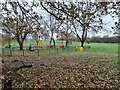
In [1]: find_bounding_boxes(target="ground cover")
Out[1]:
[1,52,119,89]
[1,42,119,89]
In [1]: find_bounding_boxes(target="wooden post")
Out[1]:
[10,49,12,56]
[2,49,4,56]
[37,49,39,56]
[57,48,58,54]
[23,50,24,56]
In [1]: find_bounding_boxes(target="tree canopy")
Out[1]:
[1,1,44,50]
[40,1,118,47]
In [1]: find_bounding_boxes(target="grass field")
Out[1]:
[84,43,118,54]
[1,40,118,56]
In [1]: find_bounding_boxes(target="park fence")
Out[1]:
[1,47,77,56]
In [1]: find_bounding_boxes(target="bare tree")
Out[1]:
[1,1,43,50]
[32,24,48,49]
[40,2,119,47]
[44,14,62,47]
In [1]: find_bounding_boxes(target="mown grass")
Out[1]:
[84,43,118,54]
[1,42,118,56]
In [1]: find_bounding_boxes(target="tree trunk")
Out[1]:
[16,33,27,50]
[49,37,56,47]
[53,39,55,47]
[36,41,39,49]
[49,37,52,46]
[81,41,84,48]
[49,31,56,47]
[81,27,86,48]
[62,38,63,43]
[65,40,68,47]
[19,42,24,50]
[19,43,23,50]
[65,33,69,47]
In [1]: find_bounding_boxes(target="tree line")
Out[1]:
[87,36,120,43]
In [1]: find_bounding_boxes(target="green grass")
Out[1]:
[84,43,118,54]
[2,47,76,56]
[1,40,118,56]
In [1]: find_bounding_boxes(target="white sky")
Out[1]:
[0,0,118,38]
[88,14,118,38]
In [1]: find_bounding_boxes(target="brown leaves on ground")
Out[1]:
[1,54,119,89]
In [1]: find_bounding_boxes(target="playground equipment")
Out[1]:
[49,45,54,48]
[59,45,65,49]
[29,45,34,51]
[38,42,47,48]
[79,47,84,52]
[76,47,84,52]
